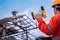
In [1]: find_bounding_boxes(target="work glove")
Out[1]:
[36,12,42,19]
[31,11,42,20]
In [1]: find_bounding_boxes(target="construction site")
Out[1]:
[1,0,60,40]
[0,10,38,40]
[0,10,52,40]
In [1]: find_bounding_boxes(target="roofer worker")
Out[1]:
[37,0,60,40]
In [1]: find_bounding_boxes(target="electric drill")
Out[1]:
[31,6,46,20]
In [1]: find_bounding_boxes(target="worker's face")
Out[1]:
[54,8,60,15]
[53,5,60,15]
[54,8,57,15]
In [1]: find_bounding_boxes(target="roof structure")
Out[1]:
[0,14,38,40]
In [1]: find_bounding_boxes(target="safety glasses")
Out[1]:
[55,5,60,11]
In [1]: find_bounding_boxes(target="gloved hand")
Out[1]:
[31,11,42,20]
[36,12,42,19]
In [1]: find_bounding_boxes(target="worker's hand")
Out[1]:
[36,12,42,19]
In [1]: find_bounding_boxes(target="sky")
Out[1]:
[0,0,53,20]
[0,0,54,38]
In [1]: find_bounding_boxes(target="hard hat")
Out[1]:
[52,0,60,7]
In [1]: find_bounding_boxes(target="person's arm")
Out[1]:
[37,16,59,35]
